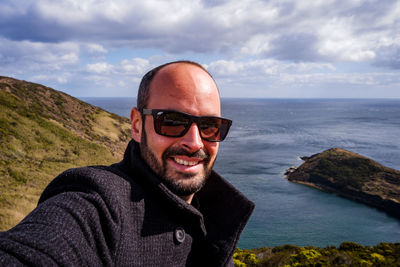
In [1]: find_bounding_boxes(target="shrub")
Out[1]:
[234,249,259,266]
[233,258,246,267]
[339,241,363,251]
[371,253,385,263]
[272,244,301,253]
[292,248,322,261]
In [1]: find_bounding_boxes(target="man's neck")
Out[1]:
[180,194,194,204]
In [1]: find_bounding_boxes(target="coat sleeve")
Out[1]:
[0,168,122,266]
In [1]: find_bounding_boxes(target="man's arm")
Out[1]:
[0,169,122,266]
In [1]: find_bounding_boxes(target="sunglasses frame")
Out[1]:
[141,108,232,142]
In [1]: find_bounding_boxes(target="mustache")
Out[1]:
[163,147,209,160]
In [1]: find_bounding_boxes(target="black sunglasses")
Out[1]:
[141,109,232,142]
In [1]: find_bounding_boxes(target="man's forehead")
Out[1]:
[149,63,218,96]
[146,63,221,114]
[154,62,213,82]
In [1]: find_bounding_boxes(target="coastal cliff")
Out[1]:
[286,148,400,219]
[0,76,131,230]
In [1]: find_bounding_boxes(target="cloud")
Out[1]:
[85,58,151,76]
[31,73,72,84]
[316,17,376,62]
[1,0,399,66]
[374,39,400,69]
[206,58,400,98]
[86,62,114,74]
[77,57,153,96]
[0,37,79,76]
[207,59,335,77]
[86,44,108,54]
[0,0,399,98]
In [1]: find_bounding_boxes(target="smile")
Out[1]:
[173,157,200,166]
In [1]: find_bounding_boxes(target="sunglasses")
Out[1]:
[141,109,232,142]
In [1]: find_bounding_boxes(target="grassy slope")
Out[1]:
[0,76,131,230]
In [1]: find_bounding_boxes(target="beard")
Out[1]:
[139,129,215,197]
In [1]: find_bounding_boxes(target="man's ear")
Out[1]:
[130,107,142,143]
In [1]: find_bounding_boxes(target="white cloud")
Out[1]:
[60,53,79,63]
[86,43,107,54]
[119,58,151,75]
[86,62,114,74]
[317,17,376,61]
[0,0,400,97]
[241,35,275,56]
[1,0,399,66]
[0,38,80,74]
[206,58,400,98]
[57,76,68,84]
[85,58,151,76]
[207,59,335,78]
[30,72,72,84]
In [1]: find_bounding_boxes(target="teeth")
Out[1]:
[174,158,198,166]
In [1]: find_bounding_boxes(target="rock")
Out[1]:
[284,166,297,176]
[286,148,400,219]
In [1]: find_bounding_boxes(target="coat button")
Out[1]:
[174,227,185,244]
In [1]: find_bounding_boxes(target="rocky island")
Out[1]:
[286,148,400,219]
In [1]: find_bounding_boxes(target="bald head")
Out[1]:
[136,60,218,111]
[147,63,221,117]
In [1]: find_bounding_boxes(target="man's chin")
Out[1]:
[160,172,207,196]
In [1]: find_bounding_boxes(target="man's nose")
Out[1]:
[180,123,204,152]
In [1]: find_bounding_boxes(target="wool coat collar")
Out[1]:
[118,140,255,264]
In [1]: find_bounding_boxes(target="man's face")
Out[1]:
[138,64,220,197]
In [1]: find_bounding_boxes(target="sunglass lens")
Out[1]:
[157,112,189,137]
[199,118,230,141]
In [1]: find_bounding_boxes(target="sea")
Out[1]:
[82,97,400,249]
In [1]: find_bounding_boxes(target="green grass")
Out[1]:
[309,157,378,189]
[0,81,130,230]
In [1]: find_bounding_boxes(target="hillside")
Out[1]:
[285,148,400,218]
[0,76,131,230]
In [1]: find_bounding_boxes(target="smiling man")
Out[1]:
[0,60,254,266]
[132,62,223,204]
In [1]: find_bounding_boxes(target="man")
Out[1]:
[0,61,254,266]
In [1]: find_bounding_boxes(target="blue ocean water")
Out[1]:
[82,97,400,248]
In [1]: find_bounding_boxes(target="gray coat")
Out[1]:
[0,140,254,266]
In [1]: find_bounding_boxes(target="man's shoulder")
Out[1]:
[53,165,130,188]
[38,164,137,204]
[57,164,129,182]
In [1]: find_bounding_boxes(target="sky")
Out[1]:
[1,0,400,98]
